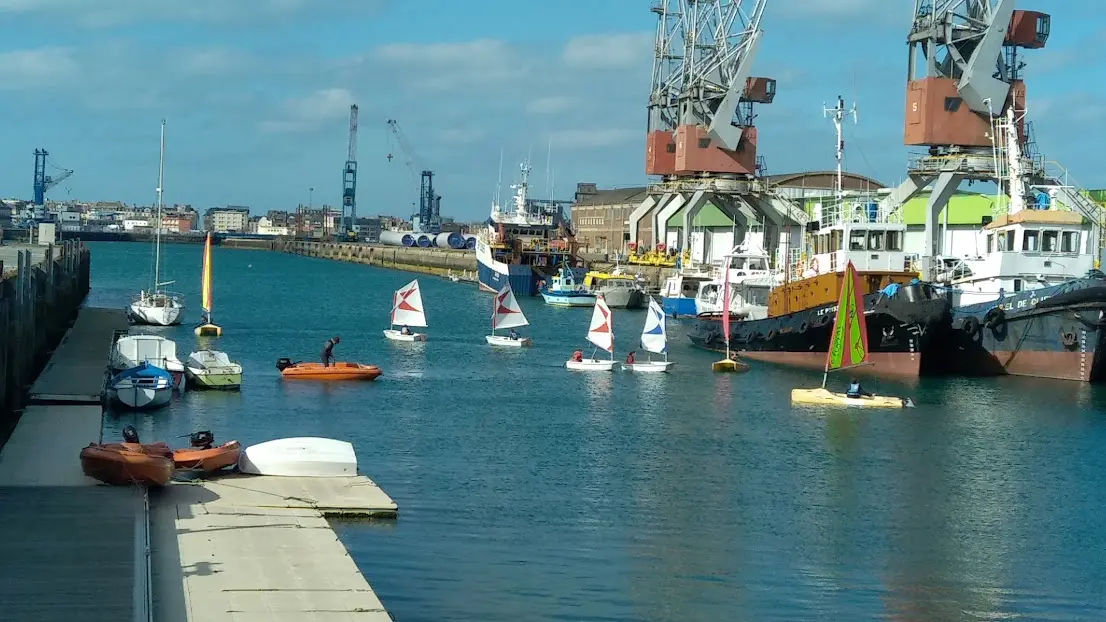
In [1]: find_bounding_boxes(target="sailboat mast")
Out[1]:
[494,147,504,207]
[154,119,166,292]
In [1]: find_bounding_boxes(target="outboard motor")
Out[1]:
[188,430,215,449]
[122,425,139,444]
[275,357,294,371]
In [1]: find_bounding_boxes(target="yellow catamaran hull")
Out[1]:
[791,387,913,408]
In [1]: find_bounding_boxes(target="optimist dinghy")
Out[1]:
[566,295,616,371]
[384,279,428,341]
[623,298,674,372]
[486,283,532,347]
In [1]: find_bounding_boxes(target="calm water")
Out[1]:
[88,240,1106,621]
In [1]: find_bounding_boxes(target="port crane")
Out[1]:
[33,149,73,206]
[386,119,441,234]
[340,104,359,241]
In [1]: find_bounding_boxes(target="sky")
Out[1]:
[0,0,1102,221]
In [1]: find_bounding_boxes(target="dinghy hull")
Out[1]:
[566,359,616,371]
[238,437,357,477]
[791,387,913,408]
[486,335,532,347]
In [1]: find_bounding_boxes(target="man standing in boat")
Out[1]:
[322,336,340,367]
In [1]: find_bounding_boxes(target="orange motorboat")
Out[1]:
[276,358,382,381]
[172,431,241,472]
[80,442,174,487]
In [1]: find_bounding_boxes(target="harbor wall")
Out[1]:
[0,242,91,445]
[279,240,477,277]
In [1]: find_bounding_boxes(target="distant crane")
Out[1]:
[340,104,359,240]
[33,149,74,206]
[386,119,441,234]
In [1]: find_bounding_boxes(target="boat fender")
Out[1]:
[798,321,809,334]
[766,328,778,341]
[983,306,1006,328]
[960,316,981,339]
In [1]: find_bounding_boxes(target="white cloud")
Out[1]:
[549,128,639,149]
[371,39,528,91]
[562,33,652,70]
[261,88,355,132]
[174,47,254,76]
[0,46,78,90]
[526,96,577,115]
[439,127,485,145]
[0,0,384,27]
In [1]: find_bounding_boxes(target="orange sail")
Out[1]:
[201,232,213,315]
[825,260,869,374]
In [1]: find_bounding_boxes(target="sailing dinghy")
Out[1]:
[711,258,750,373]
[384,279,428,341]
[791,260,914,408]
[194,232,222,336]
[624,297,674,372]
[566,295,616,371]
[486,283,532,347]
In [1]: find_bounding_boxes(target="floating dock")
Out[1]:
[30,306,129,404]
[152,474,397,621]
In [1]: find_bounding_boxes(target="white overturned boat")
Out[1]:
[384,279,428,342]
[110,334,186,390]
[486,283,532,347]
[566,295,617,371]
[237,437,357,477]
[623,298,674,373]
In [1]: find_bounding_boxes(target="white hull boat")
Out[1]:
[386,279,429,342]
[128,292,185,326]
[623,361,674,373]
[238,437,358,477]
[487,283,532,347]
[107,363,173,410]
[184,350,242,390]
[383,329,426,342]
[566,359,616,371]
[624,298,675,373]
[111,334,186,390]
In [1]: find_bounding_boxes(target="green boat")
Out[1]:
[184,350,243,390]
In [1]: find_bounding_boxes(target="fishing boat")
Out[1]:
[238,437,358,477]
[474,155,578,296]
[194,231,222,336]
[107,362,173,409]
[110,334,186,390]
[711,255,750,373]
[566,295,617,371]
[584,269,647,309]
[540,265,596,307]
[276,359,382,381]
[184,350,242,390]
[80,442,174,486]
[624,298,674,372]
[486,283,532,346]
[660,266,713,317]
[384,279,428,341]
[129,119,185,326]
[791,261,915,408]
[171,431,241,473]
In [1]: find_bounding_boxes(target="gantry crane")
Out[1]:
[33,149,73,206]
[386,119,441,234]
[340,104,359,240]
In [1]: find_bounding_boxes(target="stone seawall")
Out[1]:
[0,242,91,444]
[279,240,477,277]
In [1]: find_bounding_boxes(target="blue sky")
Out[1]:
[0,0,1101,221]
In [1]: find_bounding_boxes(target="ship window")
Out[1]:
[1013,278,1023,292]
[849,230,866,250]
[666,143,676,153]
[831,230,843,252]
[1062,231,1080,253]
[887,230,903,251]
[1004,230,1014,250]
[1042,230,1058,252]
[944,97,962,112]
[986,233,995,253]
[868,230,885,250]
[1022,229,1040,251]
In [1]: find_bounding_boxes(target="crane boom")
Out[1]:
[341,104,358,238]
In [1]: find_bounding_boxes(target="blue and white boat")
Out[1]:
[660,269,713,317]
[540,266,596,307]
[107,362,173,410]
[474,156,578,296]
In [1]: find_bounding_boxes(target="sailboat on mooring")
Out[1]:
[195,232,222,336]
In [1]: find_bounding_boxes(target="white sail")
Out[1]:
[587,296,614,352]
[640,298,667,354]
[493,284,529,330]
[391,279,428,327]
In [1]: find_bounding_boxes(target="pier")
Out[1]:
[281,239,477,278]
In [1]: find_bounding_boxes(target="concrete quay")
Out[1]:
[282,238,477,278]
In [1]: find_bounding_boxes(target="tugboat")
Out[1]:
[474,157,578,296]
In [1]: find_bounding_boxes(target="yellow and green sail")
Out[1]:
[826,261,869,372]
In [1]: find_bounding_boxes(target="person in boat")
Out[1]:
[321,336,340,367]
[401,325,412,335]
[509,328,520,340]
[846,378,872,399]
[571,349,584,362]
[626,351,636,364]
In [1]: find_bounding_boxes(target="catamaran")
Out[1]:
[624,298,674,372]
[384,279,428,342]
[791,260,914,408]
[566,295,616,371]
[195,232,222,336]
[711,255,749,373]
[129,119,185,326]
[486,283,532,347]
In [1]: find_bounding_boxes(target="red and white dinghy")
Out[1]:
[566,295,616,371]
[486,283,532,347]
[383,279,428,342]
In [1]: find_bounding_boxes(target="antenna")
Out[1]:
[494,147,504,208]
[823,94,857,201]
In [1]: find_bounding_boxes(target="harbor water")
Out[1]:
[89,241,1106,621]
